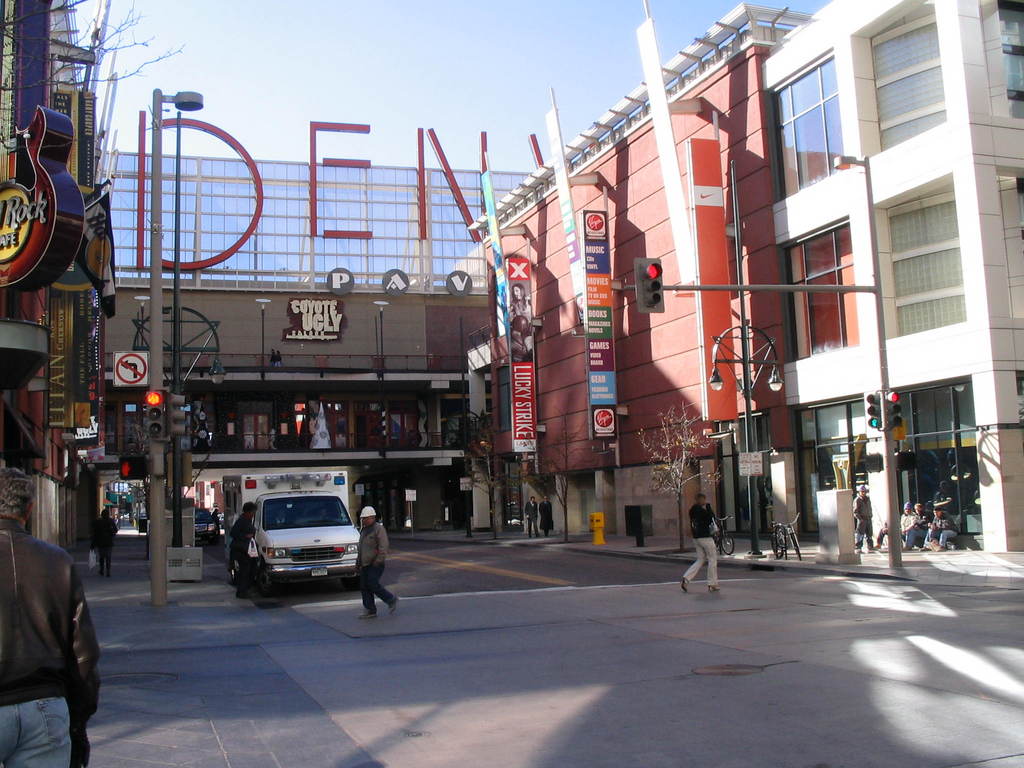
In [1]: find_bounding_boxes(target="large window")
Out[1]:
[889,198,965,335]
[788,225,858,357]
[777,59,843,196]
[1000,2,1024,118]
[872,19,945,148]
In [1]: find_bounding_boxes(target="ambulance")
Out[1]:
[221,470,358,595]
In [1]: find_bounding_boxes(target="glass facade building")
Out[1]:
[107,152,523,293]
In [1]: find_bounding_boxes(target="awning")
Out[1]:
[2,398,44,459]
[0,319,48,390]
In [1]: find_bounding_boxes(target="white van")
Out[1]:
[222,471,358,595]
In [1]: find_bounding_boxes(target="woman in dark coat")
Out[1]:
[539,495,554,537]
[91,507,118,576]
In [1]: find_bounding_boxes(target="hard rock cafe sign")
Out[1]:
[0,106,84,290]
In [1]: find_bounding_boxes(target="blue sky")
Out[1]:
[92,0,821,174]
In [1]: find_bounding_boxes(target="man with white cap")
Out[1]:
[356,506,398,618]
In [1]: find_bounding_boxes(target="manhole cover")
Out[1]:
[403,730,428,738]
[692,664,764,676]
[105,673,178,687]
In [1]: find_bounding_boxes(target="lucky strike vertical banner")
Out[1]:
[686,138,738,422]
[581,210,617,439]
[507,255,536,453]
[481,170,510,352]
[545,94,586,324]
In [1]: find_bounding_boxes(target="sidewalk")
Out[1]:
[391,528,1024,588]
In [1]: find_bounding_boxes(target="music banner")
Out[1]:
[545,95,586,323]
[481,169,510,357]
[507,255,536,452]
[582,210,617,439]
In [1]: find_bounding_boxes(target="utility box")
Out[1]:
[167,546,203,581]
[816,489,859,565]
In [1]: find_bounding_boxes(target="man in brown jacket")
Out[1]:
[356,506,398,619]
[0,467,100,767]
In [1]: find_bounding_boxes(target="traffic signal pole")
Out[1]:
[149,89,168,606]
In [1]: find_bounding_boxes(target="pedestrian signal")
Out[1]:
[119,455,148,480]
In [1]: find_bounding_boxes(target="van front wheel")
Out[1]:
[256,561,280,597]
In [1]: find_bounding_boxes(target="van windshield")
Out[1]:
[261,496,351,530]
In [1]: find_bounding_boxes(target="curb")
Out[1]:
[391,533,917,582]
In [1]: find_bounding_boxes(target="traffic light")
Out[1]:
[885,391,904,435]
[144,389,167,441]
[865,391,882,431]
[896,450,917,471]
[633,258,665,313]
[168,393,189,437]
[119,455,148,480]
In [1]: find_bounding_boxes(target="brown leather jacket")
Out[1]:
[0,518,100,725]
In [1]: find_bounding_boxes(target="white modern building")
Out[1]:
[767,0,1024,550]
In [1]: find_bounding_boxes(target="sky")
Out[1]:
[81,0,823,175]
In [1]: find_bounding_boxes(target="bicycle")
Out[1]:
[713,515,735,555]
[769,514,802,561]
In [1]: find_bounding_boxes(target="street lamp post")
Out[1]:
[148,88,202,606]
[374,300,389,458]
[256,298,271,379]
[835,155,902,570]
[170,92,203,551]
[709,325,782,557]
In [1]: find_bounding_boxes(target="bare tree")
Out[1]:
[465,410,505,539]
[1,0,181,101]
[638,404,717,552]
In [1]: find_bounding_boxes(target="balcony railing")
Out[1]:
[105,429,462,457]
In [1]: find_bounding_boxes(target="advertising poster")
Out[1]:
[481,169,510,353]
[686,138,738,422]
[582,210,617,439]
[507,255,536,452]
[545,95,586,324]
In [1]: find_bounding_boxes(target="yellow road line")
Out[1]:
[392,551,573,586]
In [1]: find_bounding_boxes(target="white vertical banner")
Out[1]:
[545,91,587,322]
[637,16,696,283]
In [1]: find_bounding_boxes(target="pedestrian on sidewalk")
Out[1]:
[524,495,539,538]
[539,496,553,536]
[357,506,398,619]
[853,485,875,553]
[0,467,100,768]
[91,506,118,576]
[681,493,720,593]
[230,501,259,598]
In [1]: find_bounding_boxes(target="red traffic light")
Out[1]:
[645,262,663,279]
[885,391,901,403]
[144,390,165,407]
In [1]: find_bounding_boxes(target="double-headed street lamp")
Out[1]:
[149,88,203,607]
[256,298,271,379]
[709,324,782,557]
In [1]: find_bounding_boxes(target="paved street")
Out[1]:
[80,532,1024,767]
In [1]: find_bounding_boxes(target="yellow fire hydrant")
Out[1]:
[589,512,606,546]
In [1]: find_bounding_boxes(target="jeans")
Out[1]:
[360,564,395,612]
[0,697,71,768]
[904,529,926,549]
[925,529,957,548]
[683,537,719,587]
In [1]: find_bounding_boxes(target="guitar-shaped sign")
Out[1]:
[0,106,85,290]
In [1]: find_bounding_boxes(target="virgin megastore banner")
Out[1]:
[582,210,617,439]
[507,255,536,453]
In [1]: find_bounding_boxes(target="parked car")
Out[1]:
[194,507,219,544]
